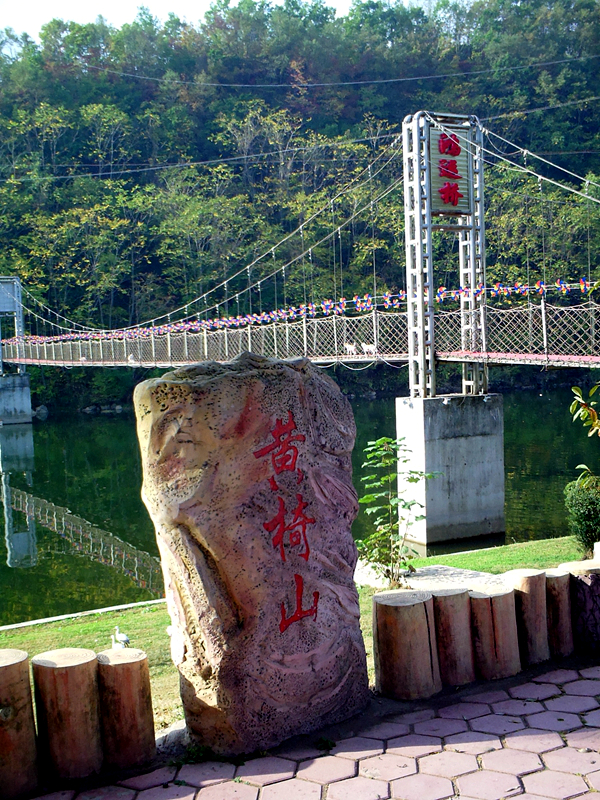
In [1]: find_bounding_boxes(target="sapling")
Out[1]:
[357,436,434,587]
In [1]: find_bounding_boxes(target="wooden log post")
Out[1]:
[373,590,442,700]
[469,588,521,681]
[32,648,103,780]
[0,649,37,799]
[504,569,550,666]
[97,648,155,770]
[546,569,574,659]
[431,589,475,687]
[558,561,600,655]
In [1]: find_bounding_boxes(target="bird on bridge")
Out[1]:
[114,625,130,647]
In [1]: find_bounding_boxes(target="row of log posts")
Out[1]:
[374,567,576,701]
[0,646,155,799]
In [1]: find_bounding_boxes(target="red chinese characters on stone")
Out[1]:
[255,410,319,633]
[253,411,305,475]
[280,574,319,633]
[438,159,462,179]
[438,181,464,207]
[438,132,461,156]
[264,494,315,562]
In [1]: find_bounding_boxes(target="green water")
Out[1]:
[0,388,597,625]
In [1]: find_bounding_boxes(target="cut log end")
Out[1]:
[373,589,433,606]
[32,648,97,669]
[0,648,28,668]
[432,588,470,597]
[97,648,147,666]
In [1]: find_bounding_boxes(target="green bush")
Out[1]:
[564,478,600,557]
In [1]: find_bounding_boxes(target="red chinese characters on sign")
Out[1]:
[438,159,462,179]
[431,128,469,212]
[438,182,464,206]
[254,410,319,633]
[438,132,461,156]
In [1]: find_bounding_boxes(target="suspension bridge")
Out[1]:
[1,300,598,370]
[0,112,598,383]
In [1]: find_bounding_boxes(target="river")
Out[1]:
[0,386,597,626]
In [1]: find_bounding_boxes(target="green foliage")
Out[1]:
[571,383,600,440]
[0,0,599,409]
[564,478,600,558]
[564,383,600,554]
[28,365,141,409]
[568,382,599,489]
[357,436,432,586]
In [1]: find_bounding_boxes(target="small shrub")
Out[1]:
[564,477,600,557]
[357,437,434,586]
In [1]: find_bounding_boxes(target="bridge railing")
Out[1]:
[1,310,410,365]
[2,301,599,367]
[435,301,600,363]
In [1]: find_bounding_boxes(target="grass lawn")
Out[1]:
[0,534,584,731]
[0,604,181,731]
[410,534,582,574]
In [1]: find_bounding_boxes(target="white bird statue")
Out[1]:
[110,634,125,649]
[114,626,130,647]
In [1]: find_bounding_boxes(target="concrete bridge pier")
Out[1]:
[396,393,505,551]
[0,374,32,424]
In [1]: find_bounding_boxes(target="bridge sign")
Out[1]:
[429,126,472,216]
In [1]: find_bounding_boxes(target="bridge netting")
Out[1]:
[0,116,599,372]
[2,300,599,369]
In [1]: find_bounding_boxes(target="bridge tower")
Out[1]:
[398,112,505,550]
[0,277,32,424]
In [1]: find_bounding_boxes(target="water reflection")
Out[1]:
[1,425,37,568]
[0,423,163,599]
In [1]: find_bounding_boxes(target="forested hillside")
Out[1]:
[0,0,599,340]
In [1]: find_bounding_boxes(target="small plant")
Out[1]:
[357,437,433,587]
[564,477,600,557]
[315,737,336,751]
[570,383,600,441]
[566,383,600,555]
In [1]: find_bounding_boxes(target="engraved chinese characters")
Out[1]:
[253,411,319,633]
[134,353,369,755]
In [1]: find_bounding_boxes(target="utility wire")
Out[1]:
[0,133,400,185]
[481,94,600,121]
[84,52,600,89]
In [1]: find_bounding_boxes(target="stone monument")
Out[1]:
[134,353,369,754]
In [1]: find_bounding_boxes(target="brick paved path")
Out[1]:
[33,666,600,800]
